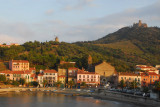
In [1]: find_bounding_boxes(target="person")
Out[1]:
[143,93,145,97]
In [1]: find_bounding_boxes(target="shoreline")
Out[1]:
[0,88,160,107]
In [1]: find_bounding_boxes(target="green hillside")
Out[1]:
[0,26,160,72]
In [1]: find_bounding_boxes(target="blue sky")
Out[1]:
[0,0,160,44]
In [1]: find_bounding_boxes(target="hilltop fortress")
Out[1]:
[133,20,148,28]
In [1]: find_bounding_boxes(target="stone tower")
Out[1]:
[55,36,59,42]
[138,20,142,27]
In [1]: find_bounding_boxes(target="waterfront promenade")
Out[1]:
[0,87,160,107]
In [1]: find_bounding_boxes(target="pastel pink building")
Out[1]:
[0,70,34,83]
[77,71,100,85]
[9,60,29,71]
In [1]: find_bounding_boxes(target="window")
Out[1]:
[124,77,126,79]
[121,77,123,79]
[138,78,140,81]
[129,77,131,80]
[87,79,89,82]
[87,75,89,78]
[79,75,81,78]
[150,76,152,78]
[83,75,85,78]
[83,79,85,81]
[153,76,154,78]
[153,79,154,82]
[79,79,81,81]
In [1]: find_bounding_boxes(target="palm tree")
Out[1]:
[119,79,126,90]
[130,80,139,89]
[55,81,62,89]
[43,80,47,87]
[68,80,75,89]
[81,82,87,88]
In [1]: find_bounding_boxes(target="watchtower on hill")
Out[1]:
[55,36,59,42]
[133,20,147,28]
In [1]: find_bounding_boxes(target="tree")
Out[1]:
[43,80,47,87]
[81,82,87,88]
[119,79,126,90]
[154,81,160,91]
[0,75,6,82]
[19,78,26,85]
[130,80,139,89]
[68,80,75,89]
[55,81,62,88]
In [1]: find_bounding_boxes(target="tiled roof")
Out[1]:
[44,69,57,73]
[68,67,79,70]
[119,72,140,76]
[141,72,160,76]
[38,73,43,76]
[0,71,12,74]
[77,72,98,75]
[12,71,32,74]
[11,60,29,63]
[58,75,66,77]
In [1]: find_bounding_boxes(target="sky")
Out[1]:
[0,0,160,44]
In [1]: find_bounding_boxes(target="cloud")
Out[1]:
[0,1,160,44]
[45,9,54,15]
[0,34,24,44]
[63,0,95,11]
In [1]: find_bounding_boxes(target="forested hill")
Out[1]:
[91,26,160,59]
[0,26,160,72]
[75,26,160,71]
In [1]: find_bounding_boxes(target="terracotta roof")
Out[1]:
[0,71,12,74]
[31,74,36,78]
[11,60,29,63]
[77,72,98,75]
[58,75,66,77]
[119,72,140,76]
[68,67,79,70]
[141,72,160,76]
[38,73,43,76]
[29,68,36,70]
[44,69,57,73]
[60,61,76,64]
[12,71,32,74]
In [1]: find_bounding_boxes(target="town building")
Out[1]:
[94,61,117,85]
[118,72,141,87]
[37,73,44,87]
[0,43,20,48]
[77,71,100,86]
[136,65,159,74]
[9,60,29,71]
[68,67,79,83]
[141,72,160,87]
[41,69,58,87]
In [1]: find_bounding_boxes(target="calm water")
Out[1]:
[0,92,141,107]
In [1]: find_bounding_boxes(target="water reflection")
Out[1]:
[0,92,141,107]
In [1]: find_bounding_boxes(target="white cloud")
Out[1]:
[0,34,24,44]
[63,0,95,11]
[45,9,54,15]
[0,1,160,43]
